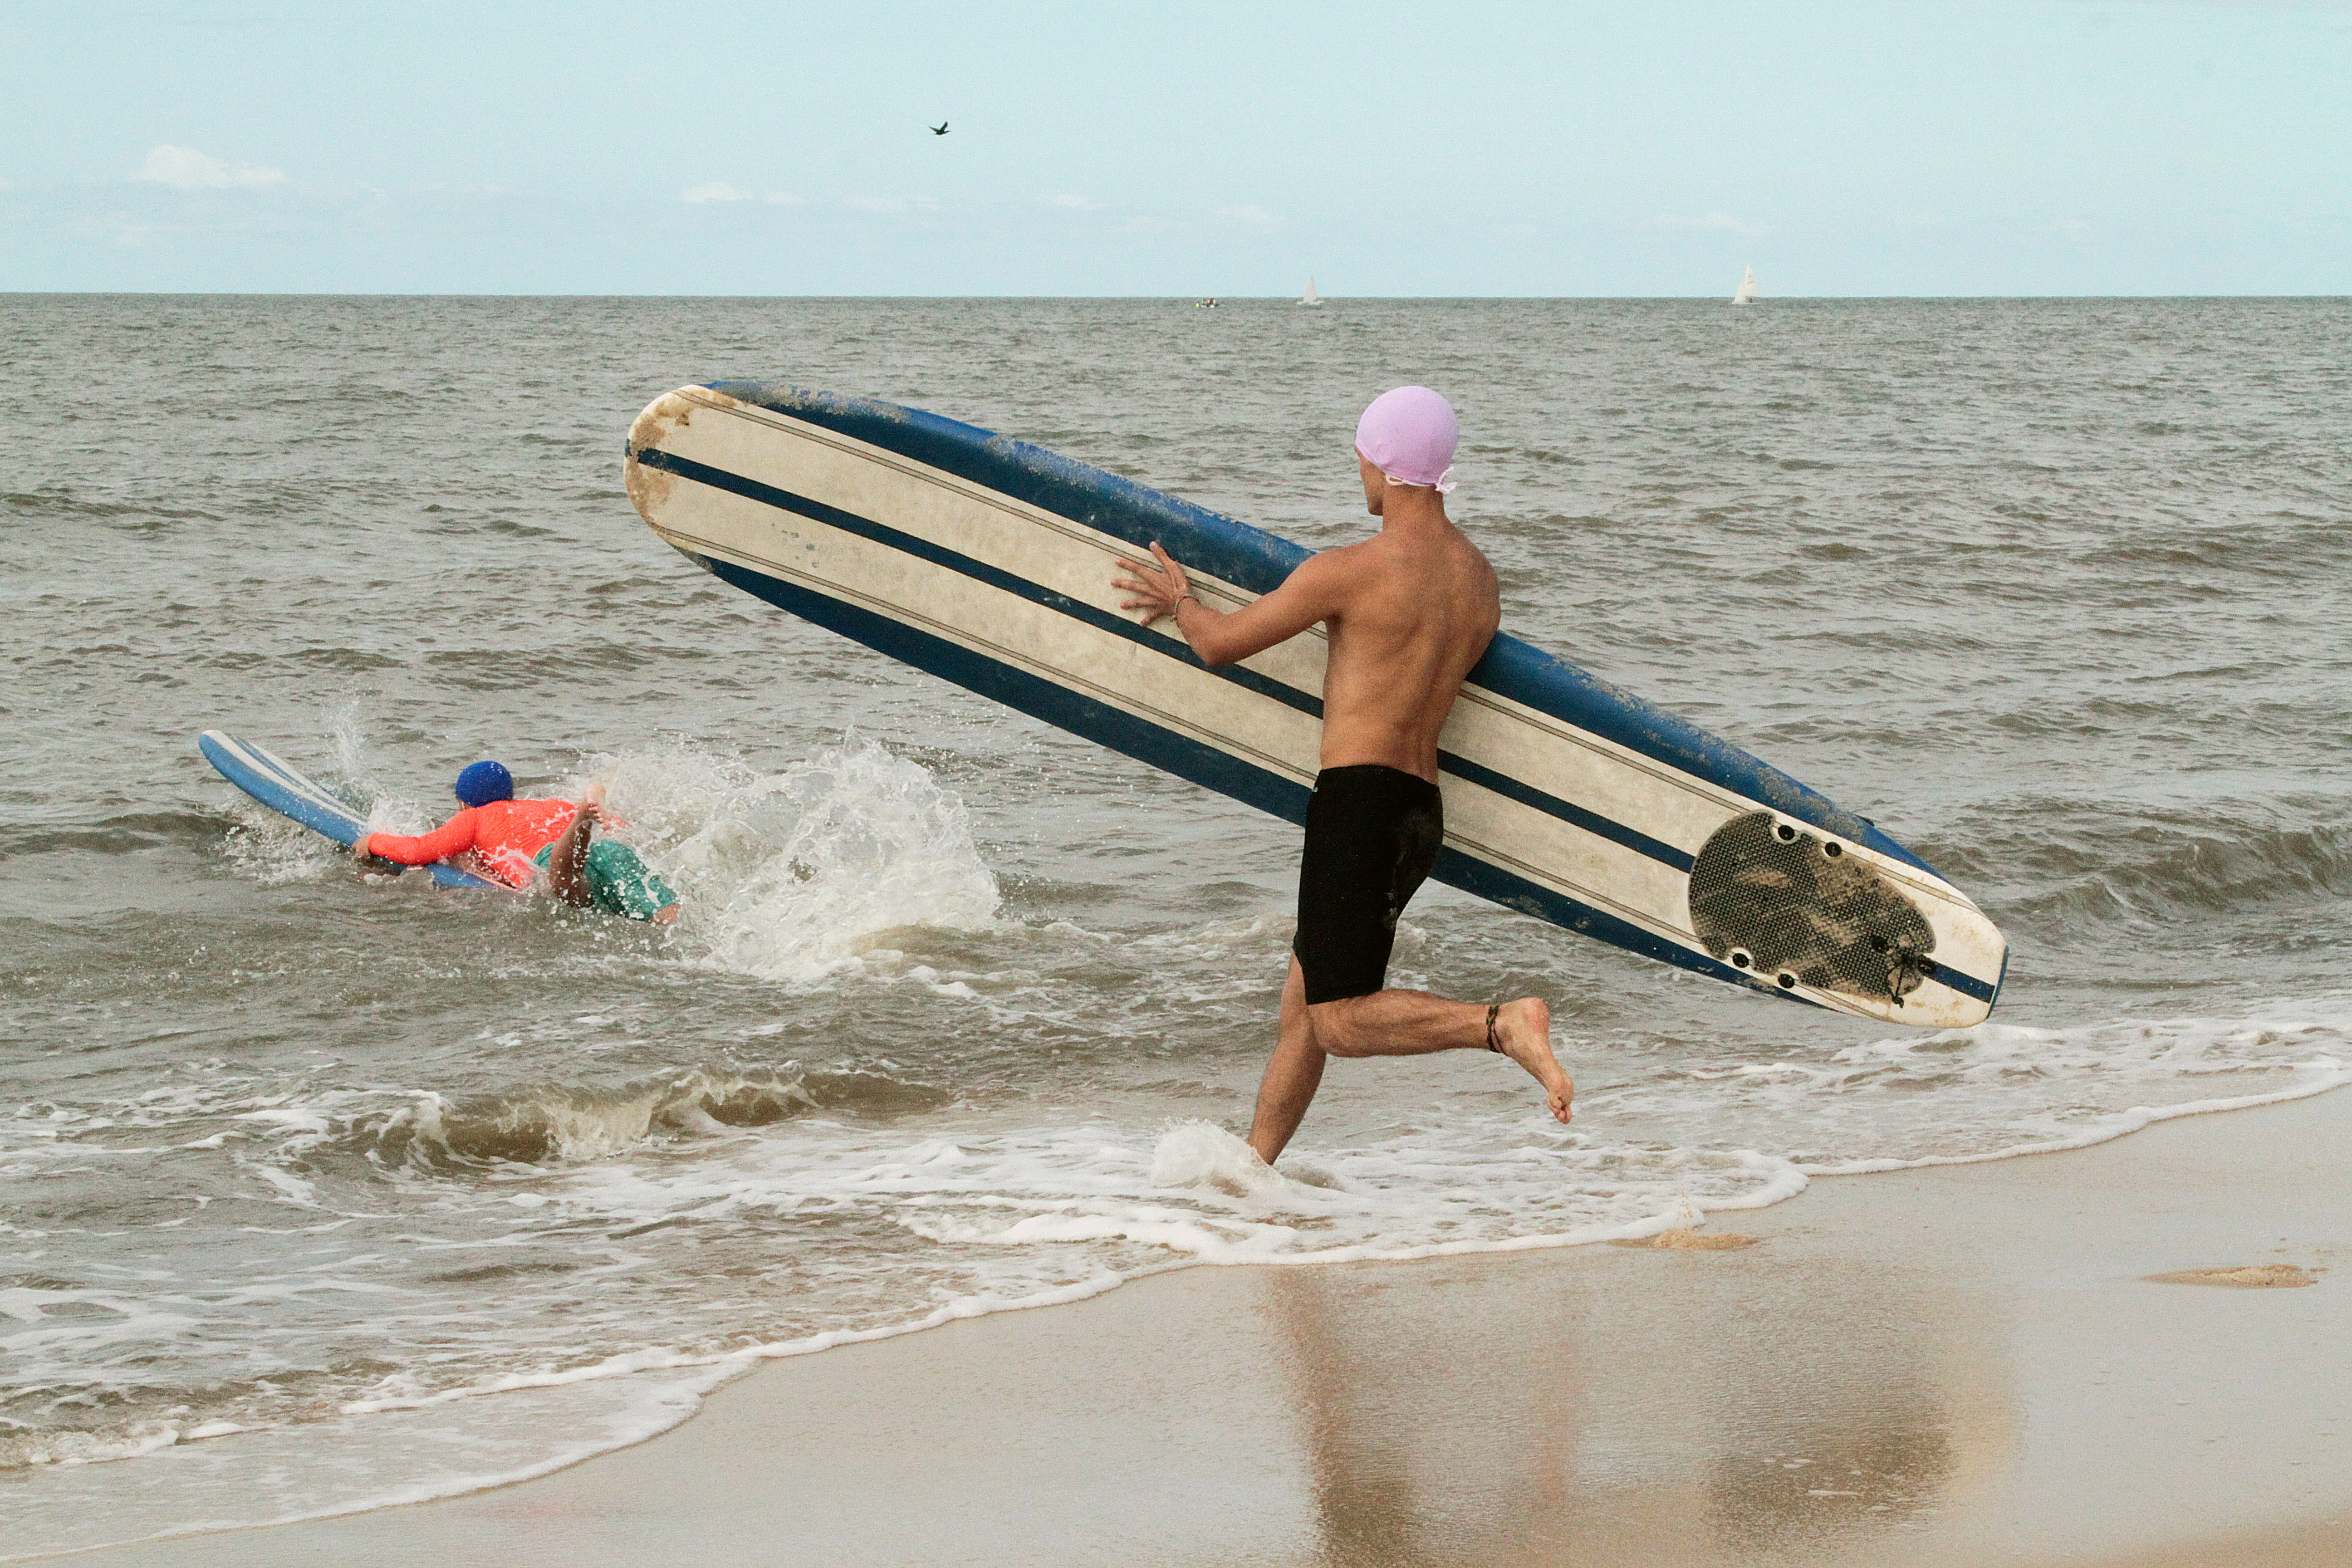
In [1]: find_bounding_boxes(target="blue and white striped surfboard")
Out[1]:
[198,730,504,891]
[625,384,2008,1029]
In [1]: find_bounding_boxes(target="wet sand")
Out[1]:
[53,1085,2351,1568]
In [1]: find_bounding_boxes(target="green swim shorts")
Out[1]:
[534,837,677,922]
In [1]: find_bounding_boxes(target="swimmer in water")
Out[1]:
[355,760,680,925]
[1112,386,1573,1164]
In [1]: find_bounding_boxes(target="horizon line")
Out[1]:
[4,290,2345,302]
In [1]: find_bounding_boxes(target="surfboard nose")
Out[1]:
[624,388,707,521]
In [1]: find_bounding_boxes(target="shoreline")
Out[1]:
[43,1082,2352,1567]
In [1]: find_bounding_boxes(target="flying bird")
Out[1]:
[929,121,949,136]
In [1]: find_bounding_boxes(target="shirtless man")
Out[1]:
[1114,386,1574,1165]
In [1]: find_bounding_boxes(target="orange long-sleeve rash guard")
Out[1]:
[362,799,578,887]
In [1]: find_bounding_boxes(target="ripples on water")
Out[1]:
[3,295,2349,1552]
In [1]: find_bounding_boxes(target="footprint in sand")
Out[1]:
[1609,1228,1758,1251]
[2143,1264,2320,1289]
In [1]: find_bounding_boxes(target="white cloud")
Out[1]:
[133,144,285,191]
[1218,203,1280,230]
[843,195,940,216]
[1657,211,1767,236]
[763,191,803,206]
[1042,193,1102,211]
[2050,218,2096,245]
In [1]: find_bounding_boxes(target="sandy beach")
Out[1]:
[47,1082,2347,1568]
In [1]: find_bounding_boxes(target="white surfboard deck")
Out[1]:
[624,384,2008,1028]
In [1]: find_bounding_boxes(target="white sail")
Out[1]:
[1301,276,1322,306]
[1731,265,1758,306]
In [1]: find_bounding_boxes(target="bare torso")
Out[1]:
[1313,521,1500,782]
[1110,462,1501,784]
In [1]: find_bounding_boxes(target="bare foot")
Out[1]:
[1493,997,1572,1123]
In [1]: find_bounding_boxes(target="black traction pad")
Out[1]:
[1687,812,1939,1005]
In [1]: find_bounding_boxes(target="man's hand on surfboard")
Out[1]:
[1112,541,1193,626]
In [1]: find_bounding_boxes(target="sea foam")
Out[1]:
[572,737,1001,983]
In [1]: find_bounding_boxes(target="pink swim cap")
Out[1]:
[1354,386,1459,494]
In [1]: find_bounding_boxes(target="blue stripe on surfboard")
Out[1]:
[689,382,1939,879]
[1435,749,1695,874]
[246,746,366,833]
[229,739,355,829]
[637,446,1695,876]
[696,555,1800,1004]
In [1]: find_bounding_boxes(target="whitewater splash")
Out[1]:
[572,737,1001,982]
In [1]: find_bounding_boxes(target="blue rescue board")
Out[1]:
[623,384,2009,1028]
[199,731,504,891]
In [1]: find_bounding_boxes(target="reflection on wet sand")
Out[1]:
[1263,1243,2015,1567]
[1269,1263,1583,1567]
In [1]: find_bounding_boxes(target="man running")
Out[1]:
[356,760,679,925]
[1113,386,1573,1165]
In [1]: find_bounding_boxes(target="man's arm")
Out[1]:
[1113,542,1346,668]
[543,800,602,907]
[360,808,480,866]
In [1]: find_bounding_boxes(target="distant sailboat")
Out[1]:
[1731,264,1758,306]
[1300,276,1323,307]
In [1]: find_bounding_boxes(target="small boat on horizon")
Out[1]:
[1731,265,1758,306]
[1300,277,1322,307]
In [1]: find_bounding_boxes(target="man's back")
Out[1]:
[1316,517,1500,783]
[1110,452,1502,781]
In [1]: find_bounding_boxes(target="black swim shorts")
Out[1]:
[1293,764,1445,1005]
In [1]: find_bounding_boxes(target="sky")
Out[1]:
[0,0,2346,295]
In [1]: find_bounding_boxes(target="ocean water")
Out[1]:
[4,294,2350,1556]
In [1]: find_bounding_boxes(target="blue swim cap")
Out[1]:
[453,760,514,807]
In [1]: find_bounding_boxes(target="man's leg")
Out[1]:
[583,839,680,925]
[1259,767,1570,1162]
[1310,988,1573,1123]
[1246,958,1327,1166]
